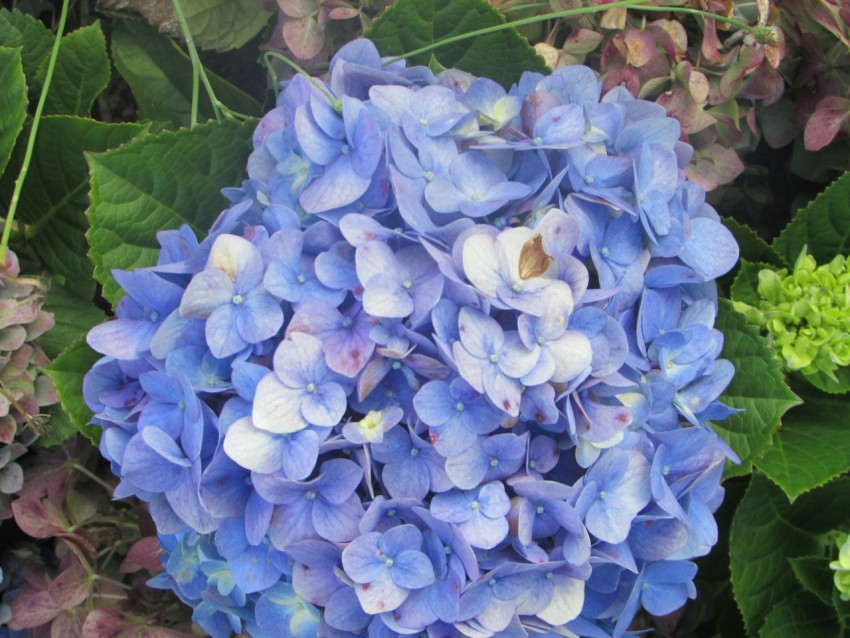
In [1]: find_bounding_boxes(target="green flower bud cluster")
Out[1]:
[734,250,850,379]
[830,532,850,601]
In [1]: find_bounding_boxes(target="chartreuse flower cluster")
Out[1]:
[84,40,739,638]
[734,250,850,379]
[830,532,850,602]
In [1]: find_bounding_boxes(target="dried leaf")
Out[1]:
[803,96,850,151]
[519,234,553,280]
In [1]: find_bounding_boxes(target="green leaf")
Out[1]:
[730,260,775,308]
[731,474,850,635]
[789,556,835,606]
[366,0,548,88]
[757,394,850,500]
[0,8,54,98]
[759,591,841,638]
[714,300,801,468]
[774,171,850,265]
[42,336,102,445]
[34,22,110,116]
[723,217,785,267]
[801,367,850,395]
[181,0,272,52]
[111,19,262,128]
[0,117,149,282]
[0,47,27,176]
[40,283,107,360]
[87,119,254,304]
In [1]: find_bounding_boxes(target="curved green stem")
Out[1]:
[263,51,342,111]
[384,0,769,65]
[171,0,219,124]
[0,0,71,265]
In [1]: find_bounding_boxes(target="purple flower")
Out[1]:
[179,234,283,358]
[253,332,349,433]
[452,307,539,416]
[413,377,504,456]
[355,241,444,325]
[341,524,436,614]
[430,481,511,549]
[254,458,364,547]
[425,151,532,218]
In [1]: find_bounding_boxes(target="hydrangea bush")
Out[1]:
[82,39,740,637]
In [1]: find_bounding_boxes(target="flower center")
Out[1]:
[231,294,244,305]
[410,448,420,457]
[470,500,480,510]
[306,383,316,393]
[384,558,395,568]
[455,402,465,412]
[489,458,499,467]
[306,490,317,500]
[489,354,499,363]
[149,311,160,322]
[296,274,306,284]
[536,505,545,514]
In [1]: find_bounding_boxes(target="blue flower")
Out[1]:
[253,332,349,433]
[179,233,283,358]
[341,524,436,615]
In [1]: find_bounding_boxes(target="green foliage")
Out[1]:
[775,172,850,265]
[42,336,102,445]
[0,117,149,282]
[789,556,836,606]
[713,300,801,473]
[366,0,548,88]
[722,218,785,267]
[730,260,770,308]
[0,8,54,99]
[759,591,842,638]
[756,395,850,500]
[0,47,27,177]
[731,474,850,637]
[111,19,261,129]
[39,283,107,360]
[181,0,272,52]
[87,119,255,305]
[34,22,110,117]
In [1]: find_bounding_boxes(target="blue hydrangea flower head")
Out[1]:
[84,36,740,638]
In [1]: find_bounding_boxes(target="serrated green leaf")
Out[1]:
[774,172,850,265]
[801,367,850,395]
[366,0,548,88]
[723,217,785,267]
[0,117,149,282]
[731,474,850,635]
[40,283,107,360]
[757,395,850,500]
[87,119,254,304]
[759,591,841,638]
[0,8,54,98]
[0,47,27,176]
[42,335,102,445]
[789,556,835,606]
[714,300,801,467]
[181,0,272,52]
[33,22,110,116]
[111,19,262,128]
[730,260,775,308]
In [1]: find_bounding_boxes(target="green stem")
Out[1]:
[384,0,768,65]
[171,0,219,124]
[0,0,70,265]
[263,51,342,111]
